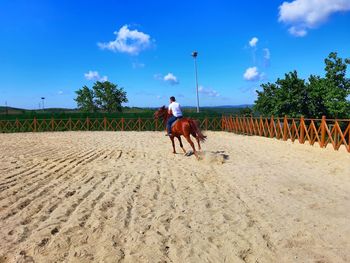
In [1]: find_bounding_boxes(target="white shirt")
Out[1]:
[168,102,182,117]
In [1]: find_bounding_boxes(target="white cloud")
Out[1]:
[249,37,259,47]
[84,70,108,82]
[279,0,350,36]
[98,25,152,55]
[163,73,179,85]
[288,26,307,37]
[243,67,262,81]
[154,73,180,85]
[58,91,63,95]
[198,86,219,97]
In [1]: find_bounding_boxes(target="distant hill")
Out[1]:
[0,105,254,119]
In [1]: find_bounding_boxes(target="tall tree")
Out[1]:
[255,82,278,116]
[255,71,308,117]
[307,75,329,118]
[93,81,128,112]
[75,81,128,113]
[254,52,350,118]
[274,71,309,117]
[74,86,96,112]
[323,52,350,118]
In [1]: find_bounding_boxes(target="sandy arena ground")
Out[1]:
[0,131,349,263]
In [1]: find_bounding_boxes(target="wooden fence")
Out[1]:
[222,116,350,153]
[0,117,223,133]
[0,116,349,153]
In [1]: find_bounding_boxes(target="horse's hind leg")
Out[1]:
[177,136,186,154]
[191,132,201,150]
[184,135,198,159]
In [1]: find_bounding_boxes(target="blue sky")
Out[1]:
[1,0,350,109]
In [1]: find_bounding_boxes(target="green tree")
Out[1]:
[255,71,308,117]
[323,52,350,118]
[74,81,128,113]
[306,75,329,118]
[254,52,350,118]
[74,86,96,112]
[274,71,309,117]
[93,81,128,112]
[254,82,278,116]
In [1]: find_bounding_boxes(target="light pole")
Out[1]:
[41,97,45,111]
[192,51,200,113]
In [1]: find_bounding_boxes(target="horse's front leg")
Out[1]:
[170,136,176,154]
[177,136,187,154]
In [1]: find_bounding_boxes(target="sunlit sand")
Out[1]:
[0,131,349,262]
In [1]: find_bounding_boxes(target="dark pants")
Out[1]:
[167,116,182,134]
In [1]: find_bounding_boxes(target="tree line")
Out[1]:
[254,52,350,118]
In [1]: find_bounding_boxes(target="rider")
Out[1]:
[166,96,183,136]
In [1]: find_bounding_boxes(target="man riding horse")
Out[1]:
[154,96,206,159]
[166,96,182,136]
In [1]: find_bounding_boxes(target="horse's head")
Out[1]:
[154,105,167,120]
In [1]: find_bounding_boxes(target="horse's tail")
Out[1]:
[189,119,207,142]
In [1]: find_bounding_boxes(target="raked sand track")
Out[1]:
[0,131,349,263]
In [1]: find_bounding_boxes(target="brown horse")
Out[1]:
[154,106,206,158]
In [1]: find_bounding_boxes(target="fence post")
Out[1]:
[229,116,231,131]
[320,116,326,148]
[334,119,338,148]
[16,118,19,131]
[205,117,208,131]
[86,117,90,131]
[103,117,107,131]
[138,118,141,131]
[348,122,350,152]
[121,118,124,131]
[155,119,158,131]
[51,117,54,131]
[33,117,37,132]
[69,117,72,131]
[270,116,274,138]
[283,115,288,141]
[299,116,305,144]
[249,115,253,135]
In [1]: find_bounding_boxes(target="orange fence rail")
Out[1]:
[222,115,350,153]
[1,116,349,153]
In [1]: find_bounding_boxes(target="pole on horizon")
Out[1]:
[41,97,45,111]
[192,51,200,113]
[5,101,8,115]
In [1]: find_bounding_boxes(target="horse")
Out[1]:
[154,106,206,159]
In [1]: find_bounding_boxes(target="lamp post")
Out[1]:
[41,97,45,111]
[192,51,200,113]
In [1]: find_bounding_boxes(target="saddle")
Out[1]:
[171,117,183,128]
[171,119,179,128]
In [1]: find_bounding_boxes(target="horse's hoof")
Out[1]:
[185,151,193,157]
